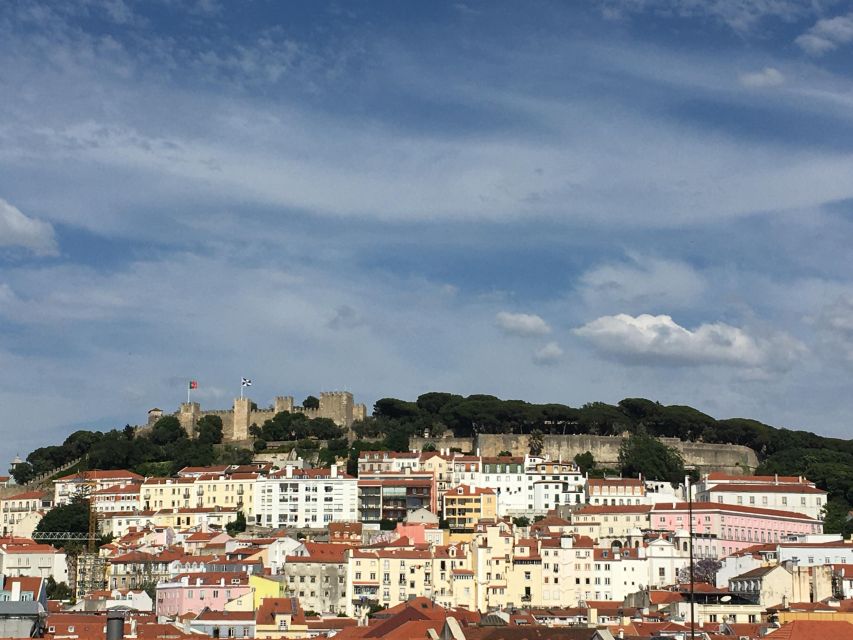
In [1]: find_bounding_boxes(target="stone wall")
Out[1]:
[162,391,366,444]
[411,433,758,475]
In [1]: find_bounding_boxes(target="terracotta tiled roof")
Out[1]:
[766,620,853,640]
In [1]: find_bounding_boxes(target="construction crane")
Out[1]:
[31,476,107,598]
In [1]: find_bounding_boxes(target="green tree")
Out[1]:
[46,577,72,600]
[303,395,320,409]
[497,450,513,457]
[421,443,437,452]
[528,429,544,456]
[512,516,530,528]
[196,415,224,445]
[226,511,247,536]
[253,439,268,452]
[149,416,186,446]
[618,428,686,485]
[35,496,92,550]
[10,461,34,485]
[574,451,596,475]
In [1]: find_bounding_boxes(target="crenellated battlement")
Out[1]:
[152,391,366,443]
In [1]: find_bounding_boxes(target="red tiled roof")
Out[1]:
[766,620,853,640]
[706,483,826,495]
[651,501,817,520]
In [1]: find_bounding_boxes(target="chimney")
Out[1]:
[10,580,20,601]
[106,610,124,640]
[331,464,338,478]
[476,448,480,457]
[286,466,293,479]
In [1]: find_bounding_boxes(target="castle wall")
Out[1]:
[410,434,758,475]
[165,391,362,444]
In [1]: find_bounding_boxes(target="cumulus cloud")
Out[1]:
[739,67,785,88]
[0,198,57,256]
[574,313,805,371]
[533,342,563,366]
[578,255,705,312]
[496,311,551,337]
[796,13,853,55]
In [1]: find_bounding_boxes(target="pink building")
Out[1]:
[155,571,250,618]
[651,502,821,559]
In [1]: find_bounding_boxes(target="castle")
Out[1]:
[147,391,367,442]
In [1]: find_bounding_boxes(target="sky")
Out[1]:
[3,0,853,467]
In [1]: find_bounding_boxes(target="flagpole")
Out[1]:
[187,382,190,404]
[240,378,244,400]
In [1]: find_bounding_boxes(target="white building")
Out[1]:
[53,470,143,506]
[696,473,827,521]
[254,464,357,528]
[0,540,68,583]
[586,477,647,506]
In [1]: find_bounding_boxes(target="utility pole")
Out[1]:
[686,474,696,640]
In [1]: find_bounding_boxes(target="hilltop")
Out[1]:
[9,392,853,534]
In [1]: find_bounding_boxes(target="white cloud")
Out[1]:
[815,295,853,363]
[496,311,552,337]
[533,341,564,366]
[796,13,853,55]
[0,198,57,255]
[739,67,785,88]
[574,313,805,370]
[599,0,811,33]
[578,255,705,312]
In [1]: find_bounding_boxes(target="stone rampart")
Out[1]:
[411,433,758,475]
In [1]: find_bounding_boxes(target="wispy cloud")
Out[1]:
[739,67,785,87]
[578,255,706,313]
[496,312,551,337]
[533,341,563,366]
[0,198,57,256]
[796,13,853,55]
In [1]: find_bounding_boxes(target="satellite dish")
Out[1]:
[720,595,732,603]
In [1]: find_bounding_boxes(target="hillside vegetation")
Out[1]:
[10,392,853,534]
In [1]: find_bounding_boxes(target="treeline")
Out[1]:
[11,415,247,483]
[361,393,853,535]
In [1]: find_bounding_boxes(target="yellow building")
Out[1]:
[442,485,496,531]
[141,471,258,519]
[255,597,309,639]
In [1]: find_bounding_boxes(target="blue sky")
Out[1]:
[3,0,853,466]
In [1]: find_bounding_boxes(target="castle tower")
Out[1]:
[179,402,201,437]
[274,396,294,415]
[319,391,354,427]
[232,397,251,441]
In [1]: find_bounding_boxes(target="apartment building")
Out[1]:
[90,483,141,513]
[156,572,251,617]
[53,470,143,506]
[0,490,52,538]
[142,471,258,520]
[651,502,822,558]
[696,476,826,521]
[282,543,351,614]
[255,465,357,529]
[357,471,436,523]
[587,477,647,506]
[442,485,496,531]
[0,539,68,583]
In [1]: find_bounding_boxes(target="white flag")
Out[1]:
[241,377,252,387]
